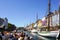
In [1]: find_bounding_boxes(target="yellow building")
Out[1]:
[36,19,42,28]
[26,23,35,30]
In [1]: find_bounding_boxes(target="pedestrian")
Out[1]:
[24,35,28,40]
[8,34,14,40]
[18,32,25,40]
[0,35,2,40]
[13,33,18,40]
[2,32,6,40]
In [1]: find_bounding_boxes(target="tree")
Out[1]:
[6,23,16,31]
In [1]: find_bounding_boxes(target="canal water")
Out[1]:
[24,31,59,40]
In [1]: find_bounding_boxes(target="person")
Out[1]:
[24,35,28,40]
[0,32,2,40]
[18,32,25,40]
[8,34,14,40]
[13,33,18,40]
[0,35,2,40]
[2,32,6,40]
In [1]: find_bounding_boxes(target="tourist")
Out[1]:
[0,35,2,40]
[24,35,28,40]
[18,32,25,40]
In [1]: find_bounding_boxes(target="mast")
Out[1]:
[59,2,60,10]
[59,2,60,26]
[36,13,38,21]
[48,0,51,31]
[36,13,38,29]
[48,0,51,13]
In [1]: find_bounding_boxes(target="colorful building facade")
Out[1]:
[44,10,60,31]
[36,19,42,28]
[52,10,59,26]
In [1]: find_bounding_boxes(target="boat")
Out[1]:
[31,29,37,33]
[38,0,60,38]
[38,30,59,38]
[30,29,38,35]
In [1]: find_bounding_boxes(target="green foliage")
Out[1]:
[8,23,12,27]
[6,23,16,31]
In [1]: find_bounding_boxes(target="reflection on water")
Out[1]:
[39,37,56,40]
[37,35,57,40]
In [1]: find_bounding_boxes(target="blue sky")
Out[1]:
[0,0,60,27]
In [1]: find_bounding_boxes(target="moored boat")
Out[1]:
[38,30,59,38]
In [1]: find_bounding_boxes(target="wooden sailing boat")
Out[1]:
[38,0,60,38]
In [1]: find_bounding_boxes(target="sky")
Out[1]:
[0,0,60,27]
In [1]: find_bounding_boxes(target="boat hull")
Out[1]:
[38,31,59,38]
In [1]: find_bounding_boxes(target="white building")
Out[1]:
[52,10,59,26]
[0,17,8,29]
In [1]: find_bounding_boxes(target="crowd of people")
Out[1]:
[0,31,33,40]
